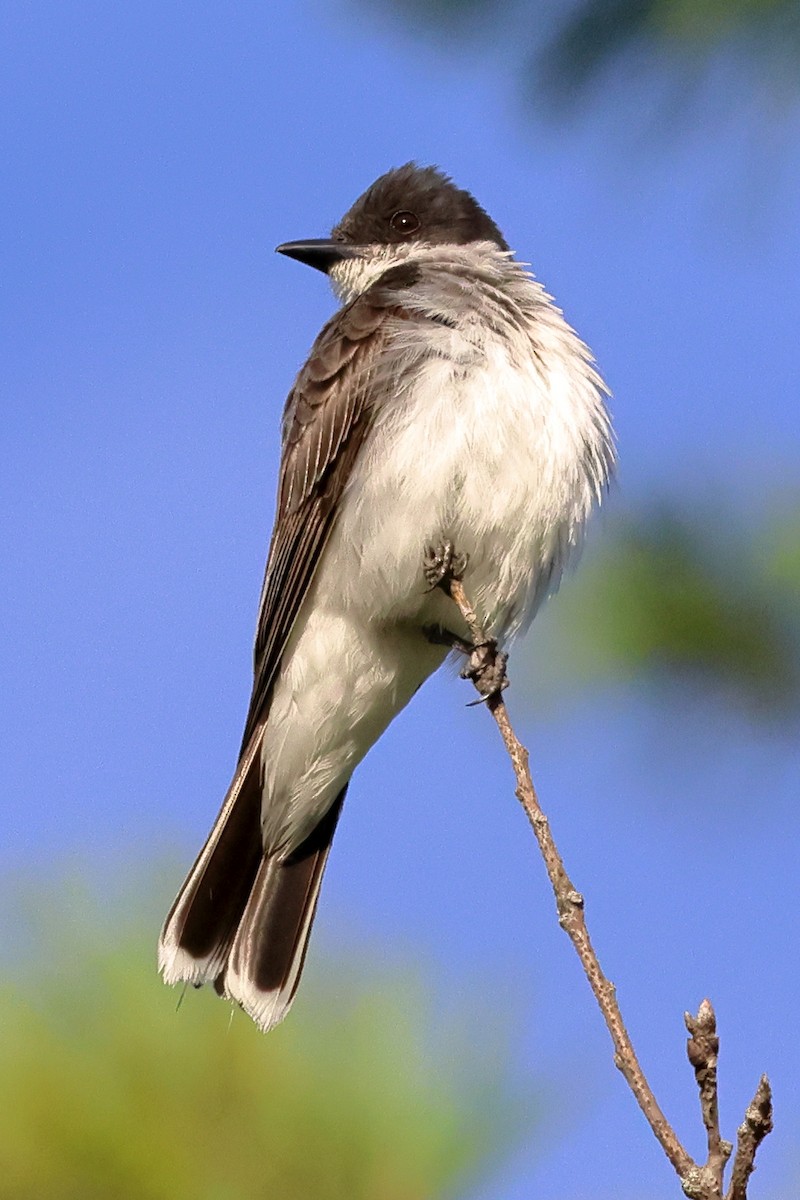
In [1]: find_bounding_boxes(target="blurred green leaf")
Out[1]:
[0,880,528,1200]
[365,0,800,117]
[537,0,800,108]
[530,501,800,720]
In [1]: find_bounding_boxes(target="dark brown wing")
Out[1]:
[238,264,423,755]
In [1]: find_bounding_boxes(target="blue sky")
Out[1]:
[2,3,799,1197]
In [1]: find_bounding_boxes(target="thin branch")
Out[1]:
[685,1000,731,1189]
[439,567,773,1199]
[727,1077,773,1200]
[444,576,692,1176]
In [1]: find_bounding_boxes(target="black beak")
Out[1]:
[275,239,354,274]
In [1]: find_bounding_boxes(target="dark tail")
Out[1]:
[217,791,345,1032]
[159,734,345,1032]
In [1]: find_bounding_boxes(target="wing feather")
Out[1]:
[239,265,423,754]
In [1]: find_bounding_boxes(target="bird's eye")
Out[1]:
[390,210,420,235]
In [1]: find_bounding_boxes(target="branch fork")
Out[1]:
[431,548,773,1199]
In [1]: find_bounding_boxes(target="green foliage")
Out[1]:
[368,0,800,113]
[539,0,800,104]
[0,882,524,1200]
[534,502,800,719]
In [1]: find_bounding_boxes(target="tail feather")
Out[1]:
[159,736,346,1033]
[158,735,264,986]
[220,789,346,1033]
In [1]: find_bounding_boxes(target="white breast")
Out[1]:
[323,263,613,643]
[258,249,612,851]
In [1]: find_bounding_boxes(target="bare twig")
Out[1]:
[685,1000,731,1190]
[444,577,692,1176]
[728,1077,773,1200]
[438,567,773,1199]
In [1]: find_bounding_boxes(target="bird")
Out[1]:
[158,162,615,1033]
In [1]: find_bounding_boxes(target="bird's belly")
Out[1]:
[326,351,595,641]
[258,339,606,851]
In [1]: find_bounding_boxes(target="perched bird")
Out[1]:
[159,163,614,1032]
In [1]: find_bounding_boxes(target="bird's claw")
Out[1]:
[423,541,469,592]
[460,640,509,702]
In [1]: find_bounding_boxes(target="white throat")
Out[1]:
[328,243,416,304]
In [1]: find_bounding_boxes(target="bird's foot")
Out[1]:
[460,639,509,703]
[422,624,473,655]
[423,541,469,592]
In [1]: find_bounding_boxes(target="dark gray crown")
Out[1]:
[332,163,509,251]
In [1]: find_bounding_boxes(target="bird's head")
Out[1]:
[276,163,509,302]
